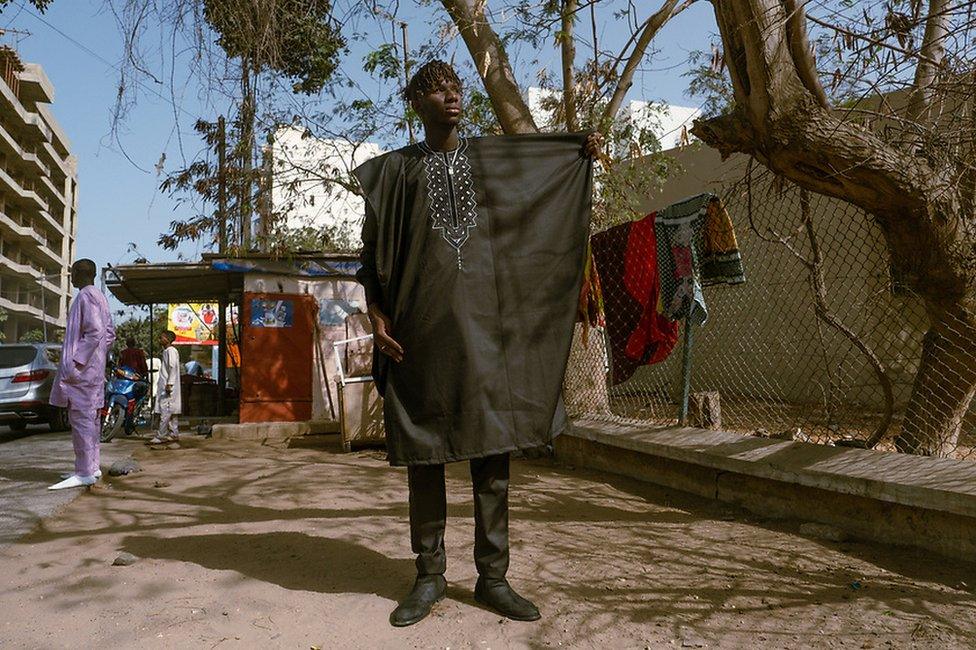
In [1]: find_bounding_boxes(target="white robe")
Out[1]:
[154,346,182,415]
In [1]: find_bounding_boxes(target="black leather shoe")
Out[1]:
[389,575,447,627]
[474,577,541,621]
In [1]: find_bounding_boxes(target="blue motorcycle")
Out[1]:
[100,365,150,442]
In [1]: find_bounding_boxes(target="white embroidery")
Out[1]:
[420,138,478,268]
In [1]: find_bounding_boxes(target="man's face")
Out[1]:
[160,334,171,348]
[70,265,87,289]
[414,78,462,129]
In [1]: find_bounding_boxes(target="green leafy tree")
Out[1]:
[113,308,169,356]
[17,328,64,343]
[111,0,347,253]
[204,0,345,95]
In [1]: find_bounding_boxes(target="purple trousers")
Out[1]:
[70,408,100,476]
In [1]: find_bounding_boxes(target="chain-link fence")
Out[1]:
[565,161,976,460]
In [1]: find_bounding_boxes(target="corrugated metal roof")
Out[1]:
[105,262,244,306]
[104,255,363,305]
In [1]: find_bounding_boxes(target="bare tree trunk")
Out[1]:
[896,306,976,456]
[560,0,579,132]
[692,0,976,456]
[439,0,538,134]
[240,54,256,250]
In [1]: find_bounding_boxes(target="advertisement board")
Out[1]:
[167,303,220,345]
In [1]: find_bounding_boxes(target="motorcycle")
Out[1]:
[101,365,150,442]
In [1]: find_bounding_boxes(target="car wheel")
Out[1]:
[48,408,70,432]
[8,421,27,432]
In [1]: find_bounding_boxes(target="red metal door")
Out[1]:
[240,292,316,422]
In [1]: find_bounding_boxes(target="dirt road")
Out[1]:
[2,435,974,648]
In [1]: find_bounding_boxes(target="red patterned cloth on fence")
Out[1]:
[591,212,680,385]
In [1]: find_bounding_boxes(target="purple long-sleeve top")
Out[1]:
[50,285,116,411]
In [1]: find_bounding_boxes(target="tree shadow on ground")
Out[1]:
[18,440,976,645]
[511,459,976,642]
[122,531,414,601]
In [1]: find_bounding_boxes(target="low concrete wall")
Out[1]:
[558,418,976,561]
[212,421,311,442]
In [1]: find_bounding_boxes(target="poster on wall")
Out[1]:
[168,303,220,345]
[251,299,294,328]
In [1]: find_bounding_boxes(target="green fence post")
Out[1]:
[678,316,695,425]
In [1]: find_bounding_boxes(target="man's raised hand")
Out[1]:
[585,132,604,159]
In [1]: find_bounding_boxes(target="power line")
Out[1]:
[19,3,201,123]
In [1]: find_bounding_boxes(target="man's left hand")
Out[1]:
[585,132,604,158]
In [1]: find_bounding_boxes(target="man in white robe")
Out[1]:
[150,330,182,444]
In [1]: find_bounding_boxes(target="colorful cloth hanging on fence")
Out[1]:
[701,196,746,286]
[655,193,746,325]
[591,212,680,385]
[591,193,745,385]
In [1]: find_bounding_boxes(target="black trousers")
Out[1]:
[408,452,509,580]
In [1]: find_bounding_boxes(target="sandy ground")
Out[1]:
[0,429,126,546]
[2,435,976,649]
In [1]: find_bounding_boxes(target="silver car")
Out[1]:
[0,343,70,432]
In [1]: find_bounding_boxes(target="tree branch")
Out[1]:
[783,0,828,109]
[806,13,942,67]
[561,0,579,131]
[440,0,538,134]
[692,0,934,218]
[601,0,684,124]
[907,0,951,122]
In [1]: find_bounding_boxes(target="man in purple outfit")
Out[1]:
[48,259,115,491]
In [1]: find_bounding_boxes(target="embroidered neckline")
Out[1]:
[420,137,478,269]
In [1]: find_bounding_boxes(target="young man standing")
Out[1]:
[150,330,182,445]
[354,60,601,626]
[49,259,115,490]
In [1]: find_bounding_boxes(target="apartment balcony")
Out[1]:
[35,242,62,267]
[39,175,66,211]
[37,275,62,295]
[23,151,50,178]
[0,211,45,248]
[0,166,47,214]
[0,80,53,145]
[19,64,54,105]
[37,209,64,235]
[0,250,38,279]
[41,142,72,180]
[0,294,66,329]
[35,105,70,158]
[0,120,50,179]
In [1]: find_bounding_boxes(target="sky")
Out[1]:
[1,0,716,279]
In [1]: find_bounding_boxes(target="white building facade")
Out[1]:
[267,125,384,251]
[526,86,700,152]
[0,48,77,342]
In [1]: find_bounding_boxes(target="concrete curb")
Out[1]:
[558,418,976,560]
[211,422,310,441]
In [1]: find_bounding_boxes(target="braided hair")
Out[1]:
[403,60,462,103]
